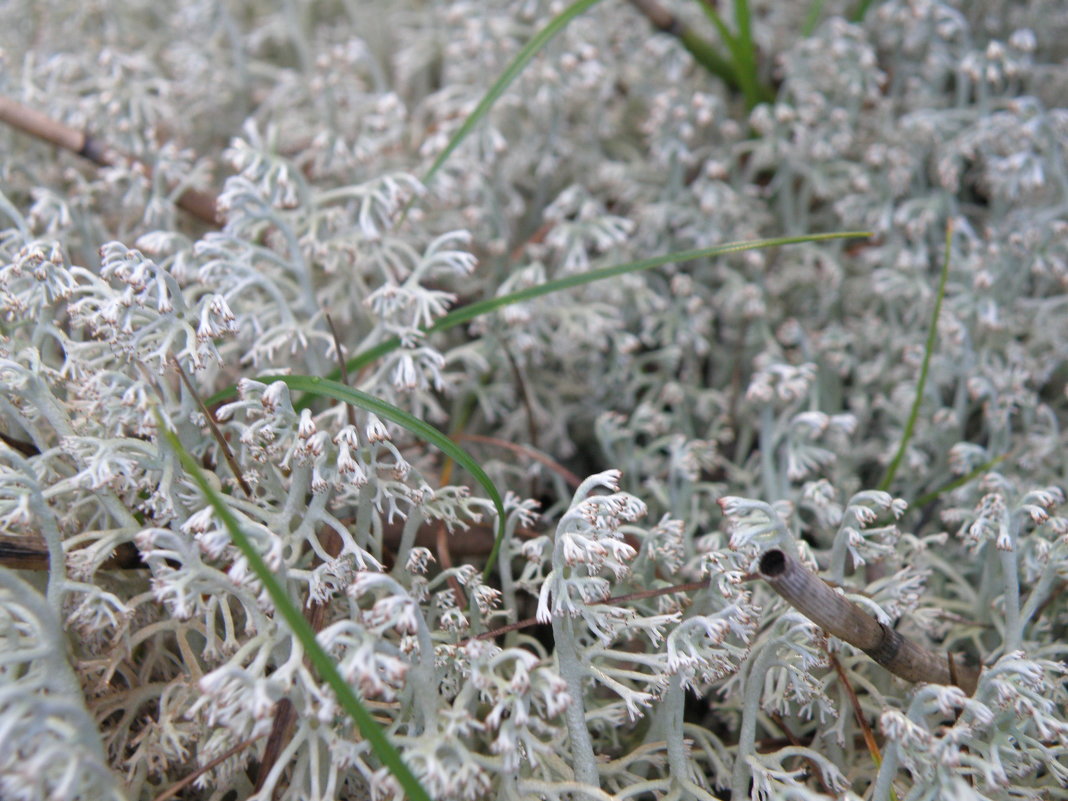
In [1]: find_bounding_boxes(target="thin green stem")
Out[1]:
[330,234,867,392]
[678,27,740,87]
[911,454,1007,508]
[878,221,954,492]
[850,0,876,23]
[422,0,605,188]
[732,0,758,100]
[255,376,507,583]
[207,233,870,410]
[628,0,739,87]
[802,0,828,36]
[156,411,432,801]
[697,0,773,107]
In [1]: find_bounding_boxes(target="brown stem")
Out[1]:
[153,735,266,801]
[456,433,582,489]
[254,698,299,796]
[434,521,468,608]
[324,313,357,428]
[628,0,681,33]
[0,517,543,573]
[0,94,218,225]
[826,650,882,763]
[767,711,832,795]
[758,549,980,695]
[0,534,143,572]
[0,534,51,571]
[172,358,252,498]
[0,431,39,457]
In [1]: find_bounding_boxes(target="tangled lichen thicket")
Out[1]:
[2,1,1068,800]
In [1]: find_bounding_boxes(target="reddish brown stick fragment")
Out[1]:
[827,650,883,763]
[434,521,467,608]
[172,358,253,498]
[456,433,582,489]
[153,735,266,801]
[0,94,218,225]
[325,313,357,428]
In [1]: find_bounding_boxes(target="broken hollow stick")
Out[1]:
[757,548,980,695]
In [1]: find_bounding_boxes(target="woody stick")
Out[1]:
[757,548,980,695]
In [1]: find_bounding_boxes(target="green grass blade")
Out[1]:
[422,0,605,187]
[256,375,508,582]
[155,412,433,801]
[878,221,954,492]
[340,231,871,376]
[731,0,761,104]
[697,0,772,107]
[698,3,740,58]
[802,0,828,36]
[206,232,870,411]
[677,26,740,88]
[911,454,1007,509]
[850,0,876,23]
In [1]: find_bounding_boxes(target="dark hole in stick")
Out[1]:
[759,549,786,576]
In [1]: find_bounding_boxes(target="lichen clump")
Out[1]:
[2,2,1068,800]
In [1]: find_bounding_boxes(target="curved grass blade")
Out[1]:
[155,412,432,801]
[258,375,507,582]
[802,0,829,36]
[911,454,1006,509]
[206,232,870,410]
[850,0,876,23]
[697,0,773,107]
[422,0,605,186]
[878,220,953,492]
[338,231,870,379]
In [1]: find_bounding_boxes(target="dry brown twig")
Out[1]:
[757,548,981,695]
[455,433,582,489]
[0,94,219,225]
[152,735,266,801]
[324,312,358,428]
[171,357,253,498]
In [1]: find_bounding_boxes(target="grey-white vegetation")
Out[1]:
[1,1,1067,800]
